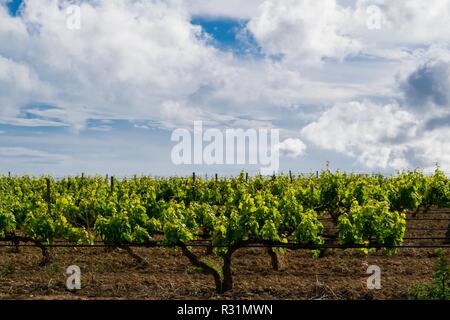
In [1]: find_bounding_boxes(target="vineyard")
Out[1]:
[1,167,450,297]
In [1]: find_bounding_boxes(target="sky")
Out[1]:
[1,0,450,176]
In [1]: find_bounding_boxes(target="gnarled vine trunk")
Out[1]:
[117,245,149,267]
[266,247,282,271]
[4,235,50,265]
[178,242,237,294]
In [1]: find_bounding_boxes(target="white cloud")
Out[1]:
[247,0,360,65]
[301,101,417,169]
[186,0,265,19]
[2,0,441,133]
[2,0,450,174]
[0,55,51,118]
[412,128,450,172]
[0,117,68,127]
[1,0,377,132]
[300,98,450,171]
[134,124,150,130]
[244,0,450,62]
[0,147,70,163]
[158,100,210,128]
[276,138,306,158]
[0,0,226,128]
[88,125,112,132]
[351,0,450,46]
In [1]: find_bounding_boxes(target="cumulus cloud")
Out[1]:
[300,98,450,171]
[402,60,450,108]
[398,48,450,111]
[301,101,417,169]
[3,0,448,133]
[0,0,225,128]
[352,0,450,46]
[412,128,450,171]
[0,55,51,118]
[276,138,306,158]
[3,0,450,174]
[189,0,450,62]
[0,0,368,132]
[247,0,360,65]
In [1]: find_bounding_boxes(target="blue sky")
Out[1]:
[6,0,21,15]
[1,0,450,176]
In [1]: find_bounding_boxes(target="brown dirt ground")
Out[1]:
[0,209,449,300]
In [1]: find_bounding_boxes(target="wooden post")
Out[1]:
[192,172,196,201]
[215,173,218,182]
[316,171,319,178]
[245,172,249,182]
[8,171,11,178]
[111,176,114,192]
[46,178,51,213]
[289,170,293,183]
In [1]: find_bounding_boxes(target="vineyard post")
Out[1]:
[111,176,114,192]
[215,173,218,182]
[267,247,282,271]
[81,172,84,179]
[246,172,249,183]
[289,170,293,183]
[46,178,51,213]
[192,172,196,201]
[106,174,108,181]
[8,171,11,178]
[316,171,319,178]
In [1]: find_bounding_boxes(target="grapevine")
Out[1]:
[1,167,449,292]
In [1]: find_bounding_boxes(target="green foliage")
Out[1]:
[410,250,450,300]
[337,201,406,254]
[22,201,55,243]
[387,171,424,211]
[1,168,449,258]
[292,210,324,245]
[0,208,16,238]
[94,212,150,245]
[423,167,450,208]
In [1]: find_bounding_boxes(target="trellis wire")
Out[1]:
[0,241,449,249]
